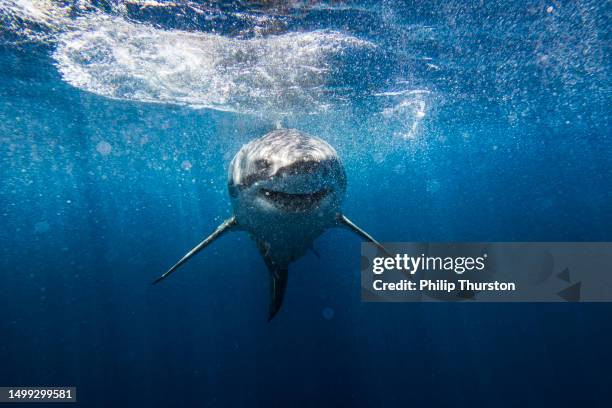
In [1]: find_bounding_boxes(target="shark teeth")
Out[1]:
[260,188,330,212]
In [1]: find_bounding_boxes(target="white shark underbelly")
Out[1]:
[236,207,336,265]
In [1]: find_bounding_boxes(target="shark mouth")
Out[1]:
[260,188,331,212]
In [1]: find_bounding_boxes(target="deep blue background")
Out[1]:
[1,1,611,406]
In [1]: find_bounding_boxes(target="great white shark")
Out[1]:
[153,129,386,320]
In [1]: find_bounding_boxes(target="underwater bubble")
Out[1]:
[181,160,192,171]
[393,164,406,174]
[426,180,441,193]
[34,221,50,234]
[373,152,385,163]
[96,141,112,156]
[322,307,335,320]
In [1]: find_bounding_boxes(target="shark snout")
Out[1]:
[249,156,346,213]
[276,160,325,177]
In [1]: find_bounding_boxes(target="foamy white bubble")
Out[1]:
[1,0,71,25]
[0,0,73,42]
[52,14,375,115]
[2,1,377,116]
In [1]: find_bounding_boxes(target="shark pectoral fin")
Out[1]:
[153,216,237,284]
[263,258,288,321]
[337,214,391,256]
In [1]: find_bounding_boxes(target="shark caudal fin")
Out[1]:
[337,214,391,256]
[153,216,237,284]
[262,256,289,321]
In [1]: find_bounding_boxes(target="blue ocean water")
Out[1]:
[1,1,611,406]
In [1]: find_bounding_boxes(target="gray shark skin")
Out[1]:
[154,129,386,321]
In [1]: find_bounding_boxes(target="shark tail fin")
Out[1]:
[337,214,391,256]
[153,216,237,284]
[263,257,289,321]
